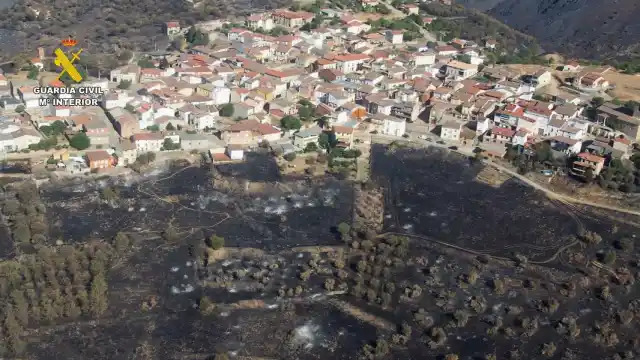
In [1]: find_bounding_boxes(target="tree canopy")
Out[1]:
[280,116,302,130]
[69,132,91,150]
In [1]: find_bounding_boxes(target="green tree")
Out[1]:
[117,80,132,89]
[15,105,25,113]
[219,103,234,117]
[27,64,39,80]
[89,274,108,317]
[163,138,180,150]
[304,142,318,152]
[318,131,337,152]
[137,58,155,68]
[40,120,67,136]
[69,132,91,150]
[280,116,302,130]
[114,232,129,252]
[207,235,225,250]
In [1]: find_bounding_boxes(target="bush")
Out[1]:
[304,142,318,152]
[69,132,90,150]
[207,235,225,250]
[601,250,616,265]
[614,237,633,251]
[219,104,234,117]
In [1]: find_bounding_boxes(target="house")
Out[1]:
[181,133,225,151]
[382,116,406,137]
[221,119,281,146]
[596,103,640,141]
[401,3,419,14]
[131,132,164,152]
[549,136,583,156]
[572,152,605,177]
[385,30,404,45]
[293,126,323,149]
[484,38,497,49]
[0,127,41,152]
[444,60,478,80]
[271,10,314,28]
[227,144,244,160]
[110,64,140,84]
[333,53,370,74]
[166,21,181,37]
[85,150,112,170]
[486,127,515,144]
[441,121,462,141]
[574,72,609,90]
[530,69,552,89]
[118,140,137,166]
[333,125,354,147]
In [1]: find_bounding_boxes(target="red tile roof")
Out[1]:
[492,127,515,137]
[333,53,370,62]
[85,150,111,162]
[132,133,163,141]
[577,152,605,163]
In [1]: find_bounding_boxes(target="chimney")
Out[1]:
[37,47,45,60]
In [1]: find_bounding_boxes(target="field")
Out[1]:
[0,148,638,359]
[602,71,640,102]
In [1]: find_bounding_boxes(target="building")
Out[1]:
[293,126,323,149]
[271,10,314,28]
[385,30,404,45]
[227,144,244,160]
[166,21,181,36]
[444,61,478,80]
[572,152,605,177]
[381,116,406,137]
[110,65,140,84]
[85,150,112,170]
[441,121,462,141]
[181,133,225,151]
[333,54,370,74]
[596,103,640,141]
[221,119,281,146]
[118,140,138,166]
[131,132,164,152]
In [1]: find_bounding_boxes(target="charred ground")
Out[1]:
[0,147,638,359]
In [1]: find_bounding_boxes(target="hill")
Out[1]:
[0,0,289,67]
[461,0,640,60]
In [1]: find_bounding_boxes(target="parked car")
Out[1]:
[448,146,458,150]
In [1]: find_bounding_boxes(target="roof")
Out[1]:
[85,150,111,162]
[333,53,370,62]
[447,60,477,71]
[333,125,353,134]
[441,121,461,130]
[132,132,164,141]
[492,127,515,137]
[577,152,605,163]
[225,119,279,135]
[549,136,579,146]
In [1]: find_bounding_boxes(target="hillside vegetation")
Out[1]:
[0,0,290,66]
[461,0,640,61]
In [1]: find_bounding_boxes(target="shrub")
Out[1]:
[207,235,225,250]
[283,152,296,162]
[69,132,91,150]
[602,251,616,265]
[614,238,633,251]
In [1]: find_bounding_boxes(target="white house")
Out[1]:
[131,132,164,152]
[444,60,478,81]
[441,121,462,141]
[227,144,244,160]
[293,126,323,149]
[333,54,370,74]
[382,116,406,137]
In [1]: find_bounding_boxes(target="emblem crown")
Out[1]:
[62,38,77,47]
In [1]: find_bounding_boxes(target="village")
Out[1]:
[0,0,638,195]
